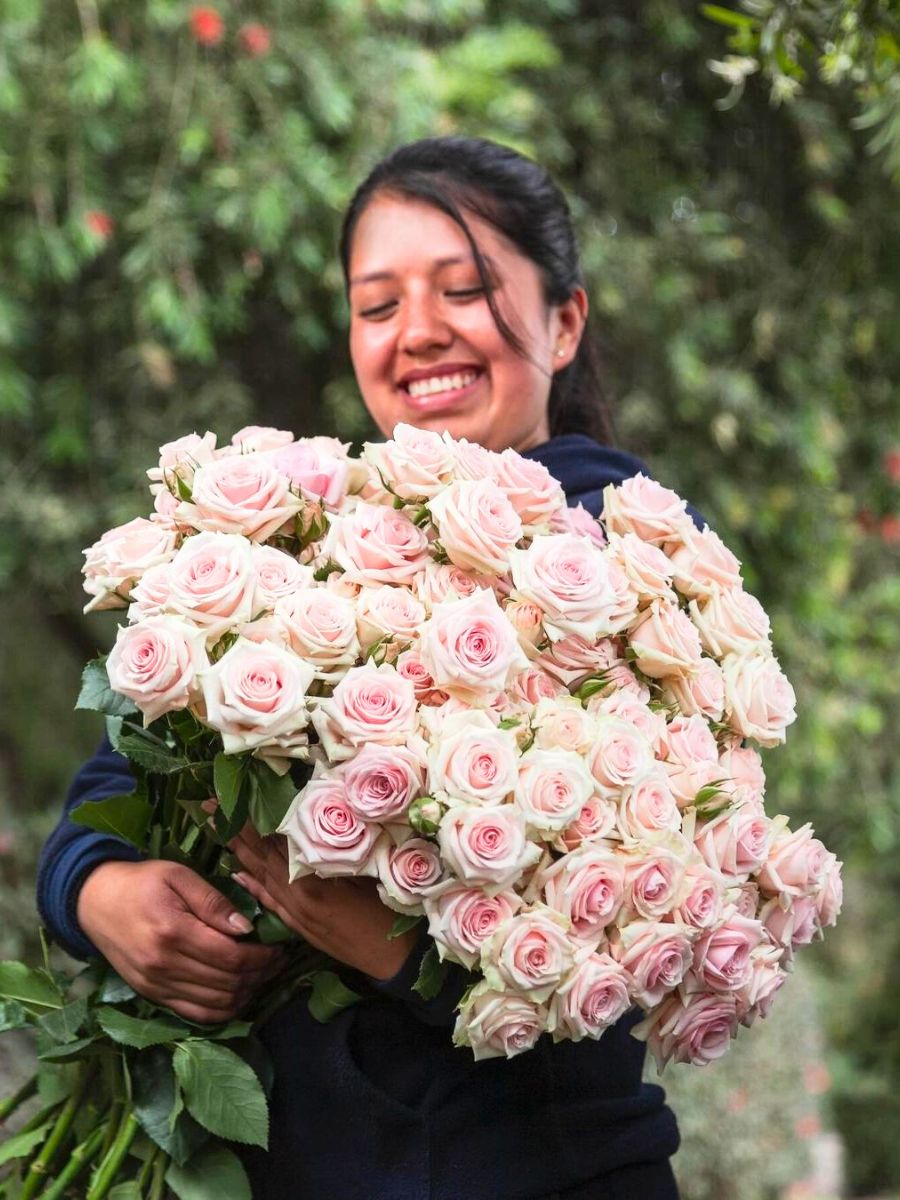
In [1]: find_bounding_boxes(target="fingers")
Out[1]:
[166,866,254,937]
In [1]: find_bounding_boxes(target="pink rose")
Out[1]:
[484,908,575,1001]
[312,662,417,761]
[606,531,675,602]
[279,776,381,878]
[504,599,546,649]
[633,989,739,1070]
[660,714,721,808]
[718,742,766,806]
[538,634,621,690]
[662,658,725,722]
[364,424,456,500]
[689,587,772,657]
[509,534,620,642]
[147,431,218,489]
[438,801,541,891]
[550,502,607,549]
[617,773,681,839]
[756,823,828,898]
[356,584,426,651]
[491,448,565,528]
[419,589,527,701]
[452,982,547,1060]
[602,474,692,545]
[514,748,596,835]
[375,838,444,913]
[229,424,294,453]
[736,946,787,1025]
[815,853,843,928]
[428,711,520,805]
[733,882,760,919]
[672,865,727,930]
[722,652,797,746]
[394,651,447,706]
[557,796,618,851]
[622,844,688,921]
[167,531,256,640]
[412,561,492,609]
[449,437,500,481]
[251,544,313,609]
[587,717,655,799]
[268,440,349,508]
[82,518,178,612]
[200,638,314,755]
[629,600,704,680]
[668,526,742,600]
[275,588,360,681]
[106,616,208,724]
[548,950,631,1041]
[324,502,430,585]
[178,456,302,542]
[506,667,566,710]
[532,698,596,755]
[592,692,667,752]
[428,479,523,575]
[692,913,765,993]
[541,844,626,940]
[694,806,772,881]
[341,743,425,822]
[610,920,695,1009]
[128,562,173,622]
[425,885,521,969]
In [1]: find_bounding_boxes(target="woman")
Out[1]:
[39,137,694,1199]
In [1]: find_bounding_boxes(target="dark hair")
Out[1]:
[339,136,614,445]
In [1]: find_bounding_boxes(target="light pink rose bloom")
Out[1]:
[668,526,742,600]
[510,534,620,643]
[428,711,519,804]
[394,651,448,706]
[507,667,566,710]
[622,844,688,921]
[305,435,351,459]
[152,488,182,522]
[584,662,651,705]
[633,989,739,1070]
[663,658,725,722]
[541,844,626,939]
[484,908,575,1002]
[279,776,380,879]
[548,950,631,1041]
[82,518,178,612]
[694,806,772,880]
[147,431,218,489]
[815,853,843,928]
[557,796,618,851]
[200,638,314,755]
[275,588,360,681]
[167,532,256,640]
[449,437,500,481]
[235,614,291,647]
[592,692,667,752]
[602,474,692,546]
[419,589,527,701]
[375,838,445,913]
[605,531,675,603]
[672,865,727,930]
[732,882,760,919]
[660,714,721,808]
[532,697,596,755]
[550,502,607,549]
[538,634,621,690]
[428,478,523,576]
[251,545,313,610]
[266,441,349,509]
[617,773,681,840]
[229,424,295,453]
[718,742,766,806]
[340,743,425,822]
[763,894,820,956]
[128,562,173,622]
[106,616,208,724]
[737,948,788,1027]
[438,801,541,891]
[425,885,521,969]
[722,652,797,746]
[756,823,828,898]
[587,717,655,799]
[629,599,704,680]
[452,982,547,1060]
[413,561,492,609]
[689,587,772,658]
[178,456,302,542]
[364,424,456,500]
[312,662,417,762]
[692,913,765,993]
[609,920,695,1009]
[505,599,546,649]
[324,502,430,585]
[491,449,565,528]
[514,747,596,836]
[356,584,426,651]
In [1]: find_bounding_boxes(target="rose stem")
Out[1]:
[37,1123,105,1200]
[0,1074,38,1124]
[19,1064,95,1200]
[85,1110,140,1200]
[148,1148,168,1200]
[136,1143,161,1191]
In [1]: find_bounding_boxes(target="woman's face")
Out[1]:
[347,193,585,453]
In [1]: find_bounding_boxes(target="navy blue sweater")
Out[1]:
[38,436,698,1200]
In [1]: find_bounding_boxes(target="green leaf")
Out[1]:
[108,1183,143,1200]
[96,1007,192,1048]
[207,1019,253,1042]
[0,962,63,1013]
[0,1120,54,1166]
[38,997,88,1043]
[70,792,153,850]
[412,944,447,1001]
[76,657,139,717]
[166,1144,252,1200]
[38,1035,98,1061]
[99,969,138,1004]
[248,760,297,835]
[117,726,190,774]
[388,913,422,940]
[172,1041,268,1148]
[576,674,610,703]
[0,999,29,1031]
[307,970,361,1023]
[700,4,757,29]
[213,752,246,819]
[254,911,296,944]
[131,1046,209,1167]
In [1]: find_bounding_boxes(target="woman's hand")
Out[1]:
[229,824,419,981]
[76,859,283,1024]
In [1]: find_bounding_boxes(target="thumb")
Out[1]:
[169,867,254,937]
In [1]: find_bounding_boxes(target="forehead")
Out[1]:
[348,193,520,281]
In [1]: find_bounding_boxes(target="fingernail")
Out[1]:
[228,911,253,934]
[232,871,250,888]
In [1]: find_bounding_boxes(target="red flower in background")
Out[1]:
[879,515,900,544]
[84,210,114,240]
[885,448,900,484]
[190,6,224,46]
[237,22,271,57]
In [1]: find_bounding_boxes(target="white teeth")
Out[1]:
[406,371,477,398]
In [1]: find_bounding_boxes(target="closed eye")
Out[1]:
[446,287,486,300]
[358,300,397,320]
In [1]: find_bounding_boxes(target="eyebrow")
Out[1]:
[349,254,496,286]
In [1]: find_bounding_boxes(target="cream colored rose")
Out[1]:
[364,423,456,501]
[721,652,796,746]
[689,587,772,658]
[629,599,704,680]
[428,478,523,576]
[602,474,692,546]
[452,981,547,1060]
[668,525,742,600]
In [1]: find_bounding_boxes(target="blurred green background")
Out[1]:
[0,0,898,1195]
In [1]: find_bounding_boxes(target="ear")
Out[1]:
[550,287,588,372]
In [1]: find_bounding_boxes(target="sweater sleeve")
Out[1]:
[364,923,473,1027]
[36,736,143,960]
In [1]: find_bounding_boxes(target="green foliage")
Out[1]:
[172,1040,268,1148]
[306,969,362,1022]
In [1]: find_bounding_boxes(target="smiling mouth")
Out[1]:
[402,369,482,399]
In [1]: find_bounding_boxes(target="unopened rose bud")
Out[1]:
[408,795,444,836]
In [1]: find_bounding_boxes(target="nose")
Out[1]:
[398,291,452,355]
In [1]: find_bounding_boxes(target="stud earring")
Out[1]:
[556,348,565,358]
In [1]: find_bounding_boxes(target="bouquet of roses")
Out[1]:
[0,421,842,1197]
